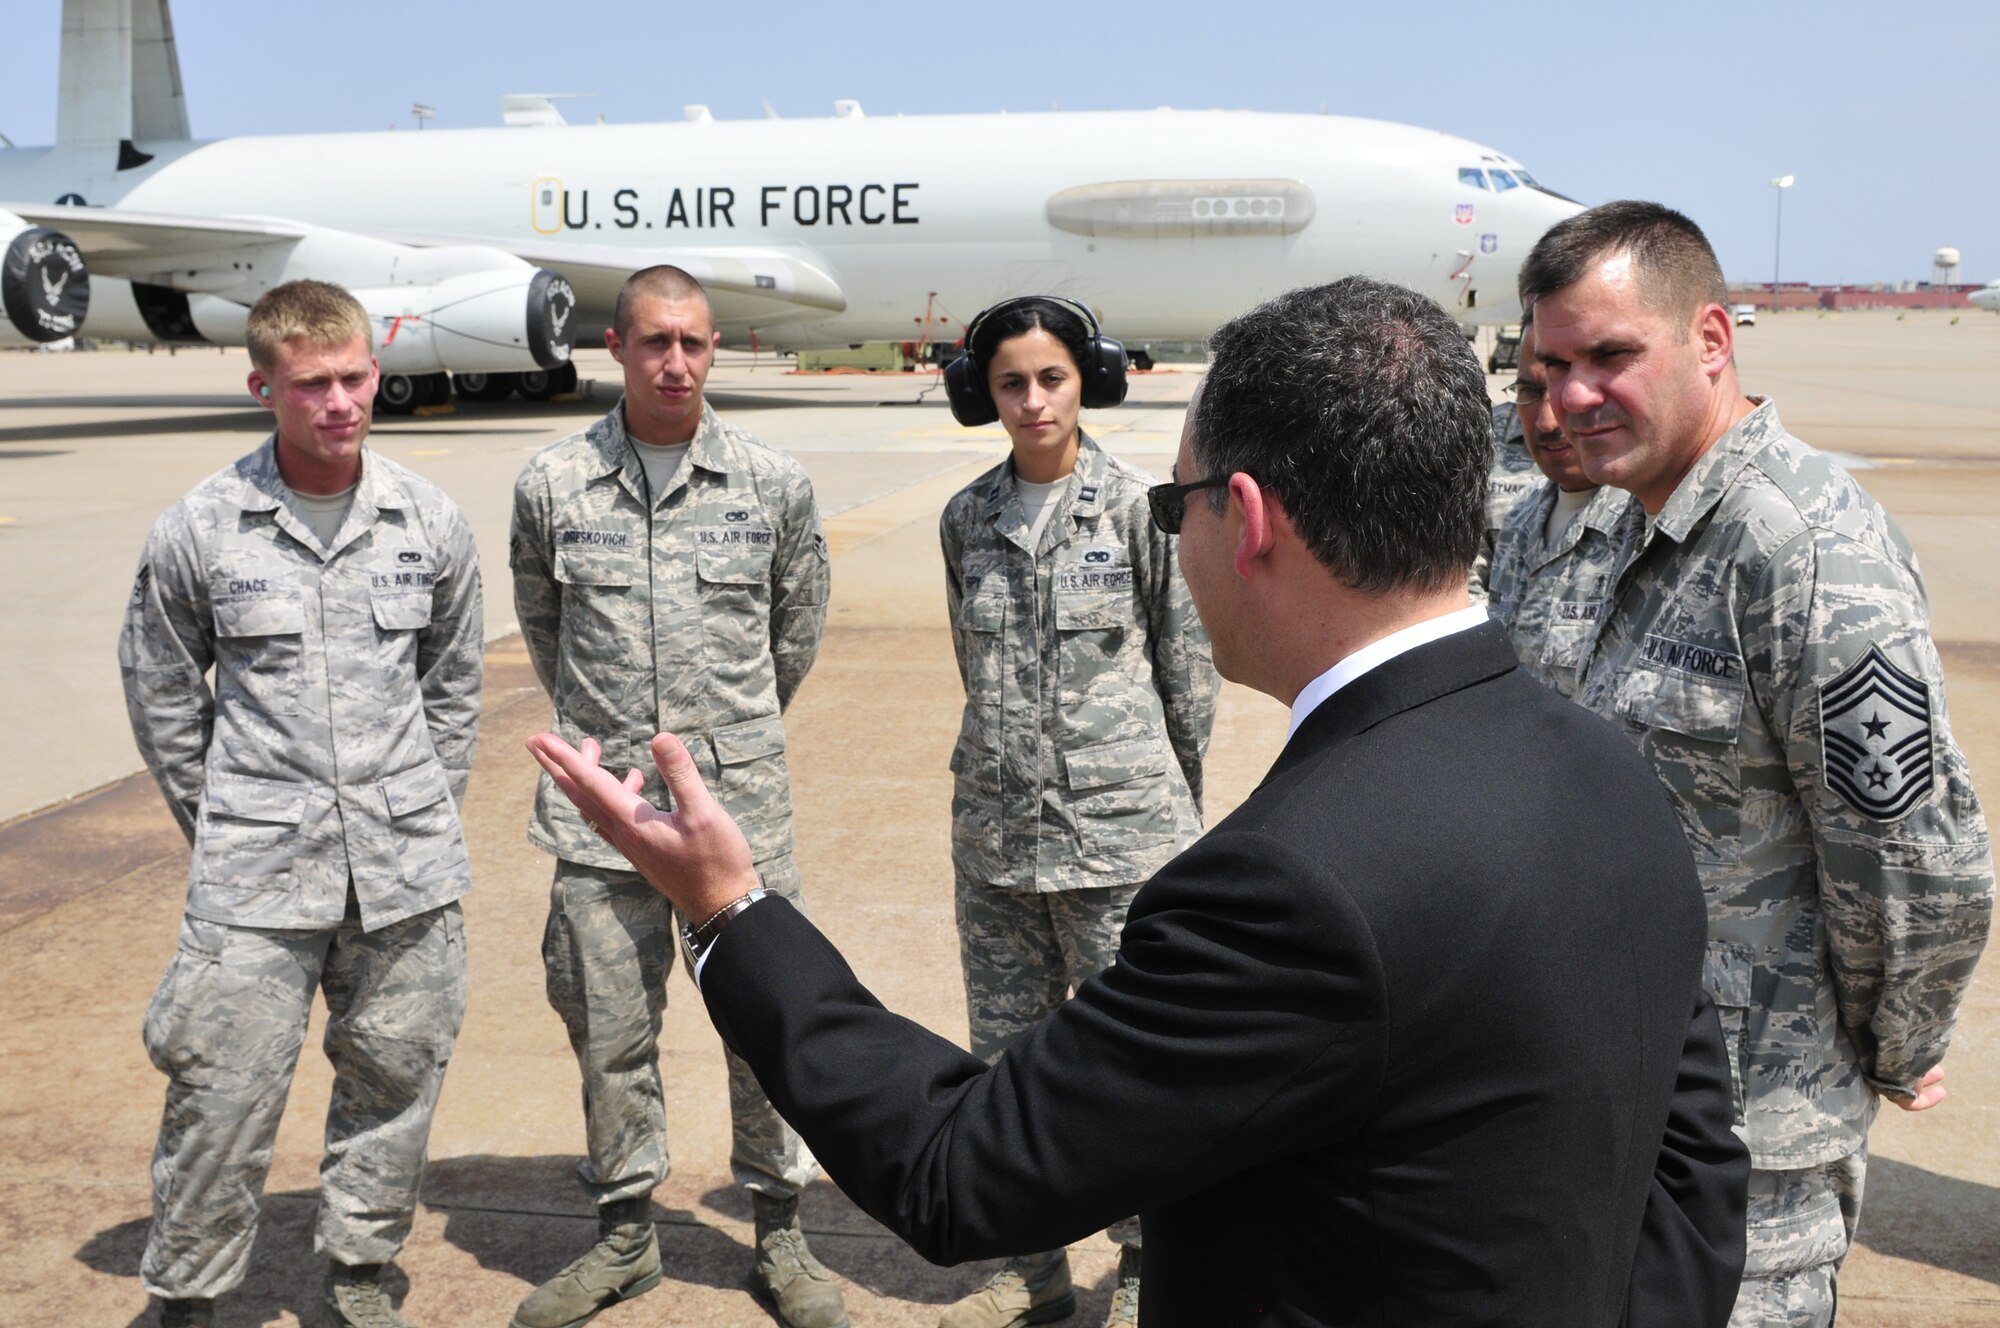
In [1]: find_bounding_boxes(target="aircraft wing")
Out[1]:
[6,202,306,276]
[7,205,848,328]
[367,231,849,325]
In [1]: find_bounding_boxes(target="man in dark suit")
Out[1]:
[528,277,1748,1327]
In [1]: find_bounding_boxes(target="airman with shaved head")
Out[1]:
[507,265,842,1328]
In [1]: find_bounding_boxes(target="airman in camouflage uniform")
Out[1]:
[509,267,840,1328]
[940,430,1217,1325]
[1526,203,1992,1327]
[1482,327,1635,698]
[119,281,481,1328]
[1467,400,1543,602]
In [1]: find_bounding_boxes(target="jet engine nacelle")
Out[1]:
[0,209,90,346]
[351,268,576,374]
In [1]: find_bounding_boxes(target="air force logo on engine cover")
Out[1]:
[1821,643,1934,820]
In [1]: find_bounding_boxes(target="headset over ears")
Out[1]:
[943,295,1129,426]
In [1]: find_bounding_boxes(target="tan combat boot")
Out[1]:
[938,1248,1076,1328]
[323,1263,417,1328]
[1102,1245,1140,1326]
[509,1195,662,1328]
[750,1192,851,1328]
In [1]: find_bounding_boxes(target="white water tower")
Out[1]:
[1934,246,1962,289]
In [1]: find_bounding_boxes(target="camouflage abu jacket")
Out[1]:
[1572,399,1991,1168]
[119,438,483,932]
[940,434,1218,892]
[1484,480,1634,699]
[1469,401,1543,603]
[511,401,829,869]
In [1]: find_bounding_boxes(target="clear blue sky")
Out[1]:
[1,1,1993,285]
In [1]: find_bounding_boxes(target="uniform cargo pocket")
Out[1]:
[382,762,466,884]
[1703,940,1755,1128]
[709,714,791,833]
[1064,738,1175,856]
[196,772,307,890]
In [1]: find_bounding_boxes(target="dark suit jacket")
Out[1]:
[704,623,1746,1326]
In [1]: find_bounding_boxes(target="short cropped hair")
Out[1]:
[245,280,372,371]
[968,297,1093,382]
[1194,277,1490,594]
[614,265,712,338]
[1518,200,1728,328]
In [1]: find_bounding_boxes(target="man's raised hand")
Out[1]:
[526,731,761,922]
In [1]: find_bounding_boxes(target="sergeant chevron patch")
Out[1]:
[1821,643,1934,820]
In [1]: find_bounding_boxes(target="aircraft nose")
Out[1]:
[1485,188,1585,321]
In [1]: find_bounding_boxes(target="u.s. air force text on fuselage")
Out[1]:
[531,181,921,234]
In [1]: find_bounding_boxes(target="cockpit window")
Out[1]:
[1489,169,1519,192]
[1515,169,1539,188]
[1458,167,1490,191]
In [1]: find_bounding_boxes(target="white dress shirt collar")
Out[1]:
[1285,605,1490,740]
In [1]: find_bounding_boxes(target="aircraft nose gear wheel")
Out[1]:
[378,371,451,415]
[515,360,578,402]
[453,371,517,402]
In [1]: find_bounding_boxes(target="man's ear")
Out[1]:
[1692,302,1734,379]
[1230,472,1276,580]
[248,368,273,409]
[711,329,723,350]
[605,327,625,363]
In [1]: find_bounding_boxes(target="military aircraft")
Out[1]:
[1970,280,2000,314]
[0,0,1581,411]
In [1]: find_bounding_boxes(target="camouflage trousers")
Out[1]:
[1728,1150,1868,1328]
[140,905,467,1300]
[955,874,1142,1250]
[542,856,817,1206]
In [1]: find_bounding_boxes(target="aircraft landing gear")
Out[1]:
[378,371,451,415]
[452,371,515,402]
[515,360,578,402]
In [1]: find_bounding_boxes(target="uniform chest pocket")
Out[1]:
[211,576,306,717]
[555,546,637,589]
[959,574,1007,633]
[1615,665,1745,861]
[1053,564,1134,632]
[696,545,773,589]
[372,592,433,631]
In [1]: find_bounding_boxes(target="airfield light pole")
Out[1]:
[1770,175,1795,315]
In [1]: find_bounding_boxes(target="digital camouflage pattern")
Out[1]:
[1484,479,1633,699]
[940,434,1217,892]
[1468,402,1543,603]
[1571,400,1992,1170]
[120,438,484,931]
[543,857,816,1202]
[1729,1150,1865,1328]
[140,906,467,1299]
[511,401,828,869]
[954,874,1143,1251]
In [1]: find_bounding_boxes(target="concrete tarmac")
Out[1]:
[0,309,1994,1324]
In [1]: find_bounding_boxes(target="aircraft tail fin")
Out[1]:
[57,0,189,157]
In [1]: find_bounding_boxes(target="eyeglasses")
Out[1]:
[1147,476,1229,534]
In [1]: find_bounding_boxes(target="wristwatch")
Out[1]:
[680,888,767,971]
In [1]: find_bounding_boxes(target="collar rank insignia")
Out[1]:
[1820,643,1933,820]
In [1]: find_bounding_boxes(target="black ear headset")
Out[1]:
[944,295,1129,426]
